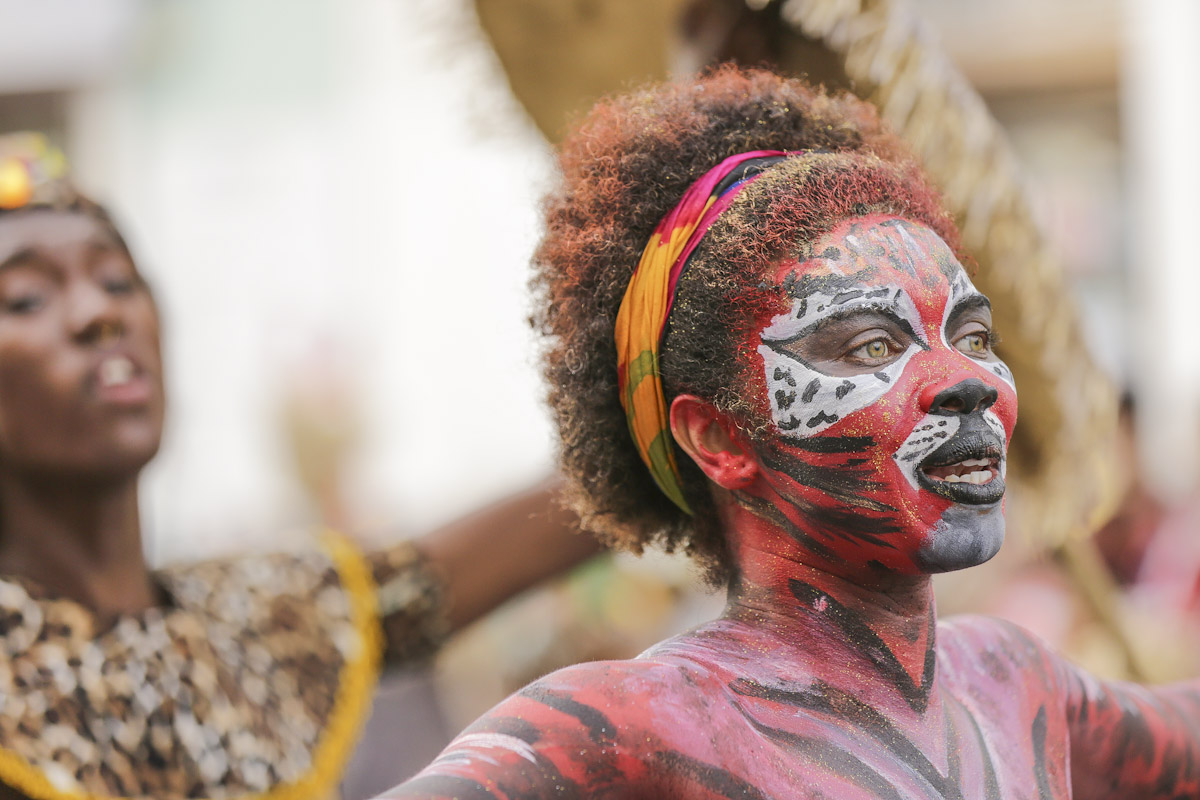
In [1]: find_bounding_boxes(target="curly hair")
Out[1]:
[532,67,961,584]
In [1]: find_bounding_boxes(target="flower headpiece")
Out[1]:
[0,132,72,212]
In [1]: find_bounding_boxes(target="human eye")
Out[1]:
[92,250,141,296]
[845,331,903,366]
[0,272,51,315]
[952,325,995,359]
[103,276,137,295]
[3,292,45,314]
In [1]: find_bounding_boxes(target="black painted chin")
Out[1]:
[916,502,1005,573]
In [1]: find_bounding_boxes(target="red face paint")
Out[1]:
[744,215,1017,576]
[384,214,1200,800]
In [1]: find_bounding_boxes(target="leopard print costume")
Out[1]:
[0,532,444,800]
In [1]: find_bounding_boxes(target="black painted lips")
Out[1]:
[916,420,1006,506]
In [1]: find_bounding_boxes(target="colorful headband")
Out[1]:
[0,132,71,211]
[615,150,793,513]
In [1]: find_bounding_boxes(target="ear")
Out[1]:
[669,394,759,490]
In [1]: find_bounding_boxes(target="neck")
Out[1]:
[0,470,156,625]
[722,491,939,716]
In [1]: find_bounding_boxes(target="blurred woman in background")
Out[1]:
[0,132,598,800]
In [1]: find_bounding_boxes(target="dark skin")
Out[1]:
[419,475,598,632]
[0,210,164,624]
[0,208,599,800]
[0,208,599,623]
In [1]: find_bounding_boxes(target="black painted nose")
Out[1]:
[928,379,997,415]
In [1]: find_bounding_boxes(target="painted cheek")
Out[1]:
[831,352,956,509]
[751,361,955,572]
[987,370,1018,436]
[788,348,1015,570]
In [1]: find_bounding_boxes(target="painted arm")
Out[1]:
[376,665,655,799]
[370,477,602,664]
[374,657,770,800]
[1057,654,1200,797]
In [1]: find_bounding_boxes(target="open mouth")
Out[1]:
[917,435,1005,505]
[90,353,153,405]
[923,457,1000,486]
[99,355,137,388]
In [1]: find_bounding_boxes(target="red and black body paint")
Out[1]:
[748,216,1016,577]
[379,218,1200,799]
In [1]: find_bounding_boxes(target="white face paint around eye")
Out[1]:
[882,270,1016,491]
[757,284,926,437]
[940,269,1017,393]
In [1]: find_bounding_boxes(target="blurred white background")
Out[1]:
[2,0,562,563]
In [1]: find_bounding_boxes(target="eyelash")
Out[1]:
[4,295,43,314]
[953,327,998,358]
[104,278,137,295]
[844,324,999,365]
[846,334,904,363]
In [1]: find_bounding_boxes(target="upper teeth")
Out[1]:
[99,357,134,388]
[929,456,1000,486]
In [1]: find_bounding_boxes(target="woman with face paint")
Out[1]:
[0,134,599,800]
[381,68,1200,799]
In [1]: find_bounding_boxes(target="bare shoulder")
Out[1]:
[384,658,704,799]
[527,652,704,693]
[937,614,1064,702]
[505,654,721,745]
[939,613,1058,660]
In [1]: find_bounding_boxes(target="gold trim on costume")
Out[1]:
[0,531,382,800]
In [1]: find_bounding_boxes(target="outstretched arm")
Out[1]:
[1057,652,1200,797]
[376,664,656,799]
[416,476,601,632]
[370,477,602,664]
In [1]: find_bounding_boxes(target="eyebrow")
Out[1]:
[772,303,928,351]
[0,247,41,274]
[945,293,991,326]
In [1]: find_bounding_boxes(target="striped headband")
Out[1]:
[615,150,794,513]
